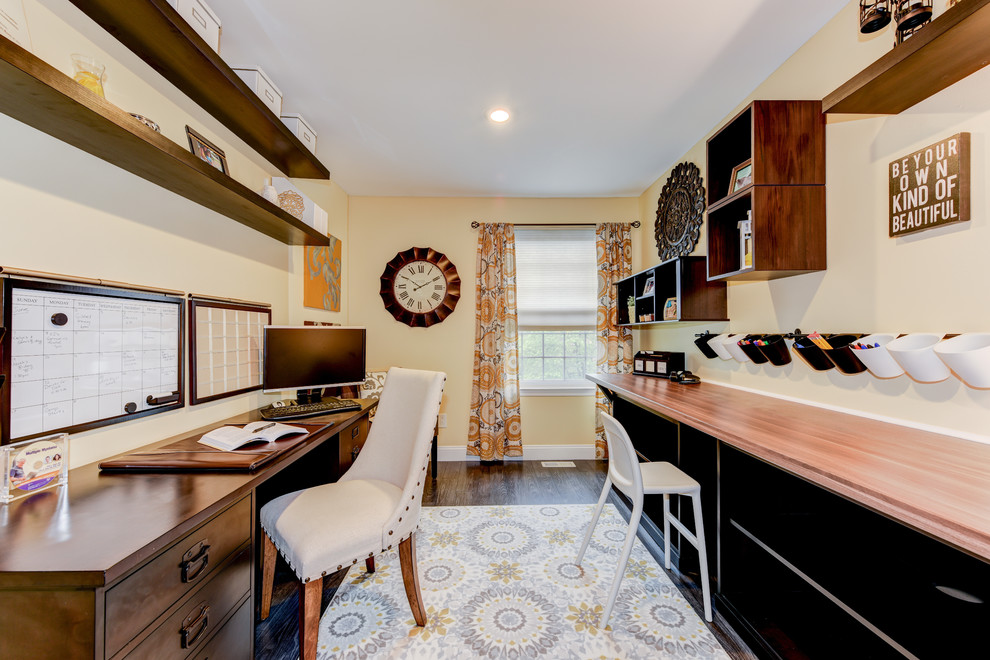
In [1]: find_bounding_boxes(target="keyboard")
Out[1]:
[260,398,362,420]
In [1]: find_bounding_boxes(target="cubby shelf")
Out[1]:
[68,0,330,179]
[706,100,826,282]
[0,36,328,246]
[616,256,727,327]
[824,0,990,115]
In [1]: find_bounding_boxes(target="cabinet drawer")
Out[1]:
[187,598,252,660]
[122,546,251,660]
[106,496,251,656]
[338,415,369,475]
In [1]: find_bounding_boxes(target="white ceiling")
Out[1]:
[209,0,849,197]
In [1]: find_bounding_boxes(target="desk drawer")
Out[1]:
[123,546,251,660]
[187,598,252,660]
[338,415,369,475]
[106,495,251,656]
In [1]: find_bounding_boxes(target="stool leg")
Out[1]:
[691,492,712,622]
[600,499,642,629]
[260,533,276,620]
[577,476,611,564]
[662,494,672,570]
[299,577,322,660]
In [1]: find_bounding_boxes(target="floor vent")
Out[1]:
[541,461,576,468]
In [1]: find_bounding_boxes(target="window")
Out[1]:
[515,227,597,395]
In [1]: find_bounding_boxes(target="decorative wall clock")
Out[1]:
[380,247,461,327]
[655,162,707,261]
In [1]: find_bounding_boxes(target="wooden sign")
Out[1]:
[890,133,970,237]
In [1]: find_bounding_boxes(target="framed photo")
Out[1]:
[186,126,228,175]
[663,297,678,320]
[729,159,753,193]
[642,276,655,296]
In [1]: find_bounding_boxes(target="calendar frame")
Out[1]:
[1,277,185,445]
[188,297,271,405]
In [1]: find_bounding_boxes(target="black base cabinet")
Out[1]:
[608,399,990,659]
[721,444,990,659]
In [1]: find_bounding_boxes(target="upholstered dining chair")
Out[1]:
[577,412,712,628]
[360,369,440,478]
[259,367,446,660]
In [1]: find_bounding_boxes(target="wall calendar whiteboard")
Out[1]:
[1,278,184,444]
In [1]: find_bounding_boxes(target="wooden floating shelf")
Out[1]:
[68,0,330,179]
[0,36,328,246]
[824,0,990,114]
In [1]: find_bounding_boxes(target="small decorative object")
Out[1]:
[71,54,106,98]
[2,433,69,503]
[655,162,706,261]
[642,276,655,296]
[859,0,892,33]
[662,297,678,321]
[889,133,970,236]
[737,212,753,269]
[380,247,461,327]
[626,295,636,324]
[129,113,160,133]
[0,0,32,51]
[729,159,753,193]
[260,183,279,203]
[185,126,228,174]
[894,0,932,30]
[272,177,328,233]
[304,238,342,312]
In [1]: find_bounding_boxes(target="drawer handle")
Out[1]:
[351,445,361,461]
[352,426,360,438]
[304,133,312,143]
[180,541,211,583]
[191,8,208,29]
[180,603,210,649]
[265,89,275,103]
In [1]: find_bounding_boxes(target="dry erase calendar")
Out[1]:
[1,278,184,444]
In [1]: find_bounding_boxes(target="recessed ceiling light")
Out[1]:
[489,108,510,123]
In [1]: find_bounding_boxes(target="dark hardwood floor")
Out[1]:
[255,460,755,659]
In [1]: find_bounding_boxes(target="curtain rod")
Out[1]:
[470,221,640,229]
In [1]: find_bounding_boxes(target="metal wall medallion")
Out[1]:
[655,162,706,261]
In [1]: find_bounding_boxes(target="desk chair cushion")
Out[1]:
[261,479,401,582]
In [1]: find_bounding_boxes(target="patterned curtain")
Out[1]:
[468,223,522,461]
[595,223,633,458]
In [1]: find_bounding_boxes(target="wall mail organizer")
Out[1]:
[693,329,990,389]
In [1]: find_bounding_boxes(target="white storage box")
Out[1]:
[281,113,318,153]
[168,0,222,53]
[232,66,282,116]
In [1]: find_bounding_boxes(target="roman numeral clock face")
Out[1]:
[380,247,460,327]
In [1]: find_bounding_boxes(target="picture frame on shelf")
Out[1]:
[185,126,229,175]
[663,297,678,321]
[642,276,655,296]
[729,158,753,193]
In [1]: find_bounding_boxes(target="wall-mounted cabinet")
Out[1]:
[616,257,727,326]
[706,101,826,282]
[0,36,328,246]
[824,0,990,115]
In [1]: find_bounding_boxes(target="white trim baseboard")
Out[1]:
[437,444,597,462]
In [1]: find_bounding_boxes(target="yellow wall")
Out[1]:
[0,1,351,466]
[345,196,637,450]
[638,1,990,442]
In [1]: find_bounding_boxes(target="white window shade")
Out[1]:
[515,227,597,328]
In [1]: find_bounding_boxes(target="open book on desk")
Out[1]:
[198,421,307,452]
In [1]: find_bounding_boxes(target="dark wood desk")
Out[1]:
[0,402,374,659]
[589,374,990,659]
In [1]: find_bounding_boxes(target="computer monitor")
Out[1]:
[263,326,367,401]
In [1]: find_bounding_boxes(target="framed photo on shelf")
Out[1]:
[662,297,678,320]
[186,126,229,175]
[729,158,753,193]
[642,276,655,296]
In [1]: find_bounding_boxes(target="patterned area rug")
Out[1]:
[316,504,729,659]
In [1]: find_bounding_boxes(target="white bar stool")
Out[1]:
[577,412,712,627]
